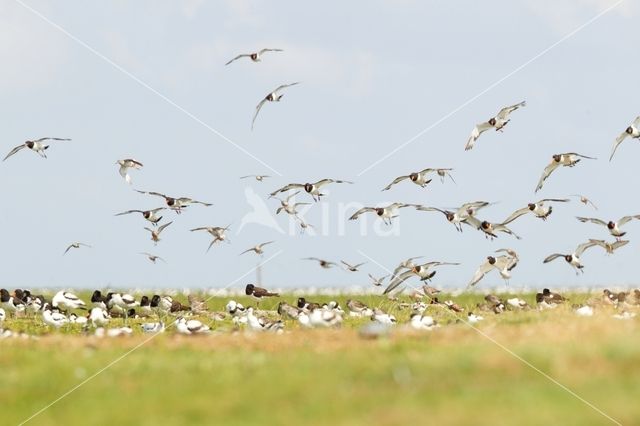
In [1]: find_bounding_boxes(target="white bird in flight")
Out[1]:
[116,158,143,184]
[3,137,71,161]
[225,48,283,66]
[252,82,300,130]
[465,101,525,151]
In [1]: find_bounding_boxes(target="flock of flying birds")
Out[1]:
[2,47,640,337]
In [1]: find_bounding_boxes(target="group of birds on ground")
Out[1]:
[3,46,640,340]
[1,283,638,339]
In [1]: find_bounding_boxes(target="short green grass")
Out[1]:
[1,292,638,426]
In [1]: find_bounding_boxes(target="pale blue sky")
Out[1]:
[1,0,638,290]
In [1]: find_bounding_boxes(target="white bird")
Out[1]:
[52,291,86,311]
[575,305,594,317]
[190,225,231,252]
[42,306,69,328]
[610,116,640,161]
[115,158,143,184]
[270,178,352,202]
[225,48,283,66]
[240,241,274,256]
[175,317,210,335]
[543,241,599,274]
[68,313,88,325]
[502,199,570,224]
[141,322,165,333]
[535,153,596,193]
[301,308,343,328]
[252,82,300,130]
[371,308,396,324]
[576,215,640,239]
[95,327,133,338]
[349,203,417,225]
[410,313,437,330]
[63,242,92,255]
[465,101,525,150]
[246,307,284,332]
[274,191,310,216]
[225,300,247,318]
[467,312,484,324]
[89,307,110,327]
[3,137,71,161]
[506,297,529,310]
[0,308,5,322]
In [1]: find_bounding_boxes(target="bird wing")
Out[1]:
[576,216,607,227]
[468,259,495,287]
[575,241,598,257]
[543,253,564,263]
[611,240,630,250]
[251,98,269,130]
[259,48,283,54]
[273,82,300,93]
[115,210,143,216]
[353,262,367,269]
[239,248,254,255]
[3,144,26,161]
[496,101,526,120]
[340,261,353,268]
[270,183,304,196]
[260,241,275,247]
[157,221,173,233]
[565,152,596,160]
[225,53,251,65]
[502,207,530,225]
[610,132,628,161]
[284,191,301,203]
[535,160,561,193]
[465,122,492,150]
[539,198,570,203]
[34,137,71,142]
[349,207,376,220]
[239,175,255,179]
[618,215,640,226]
[383,270,414,295]
[381,175,410,191]
[146,191,169,199]
[63,244,74,255]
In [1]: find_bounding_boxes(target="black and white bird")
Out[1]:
[0,289,26,315]
[3,137,71,161]
[115,158,143,184]
[115,208,165,225]
[175,317,210,335]
[535,153,596,193]
[91,290,109,310]
[410,313,438,330]
[576,215,640,239]
[246,307,284,332]
[465,101,525,150]
[464,216,521,240]
[136,190,212,213]
[349,203,417,225]
[240,174,271,182]
[240,241,274,256]
[141,321,165,333]
[190,225,231,252]
[417,201,492,232]
[468,251,519,287]
[270,178,352,202]
[144,221,173,245]
[42,305,69,328]
[63,242,92,255]
[502,199,570,224]
[89,307,110,327]
[107,293,138,322]
[610,116,640,161]
[543,241,599,274]
[245,284,279,305]
[390,256,425,281]
[252,82,300,130]
[52,291,86,311]
[381,169,433,191]
[303,257,337,269]
[225,48,283,65]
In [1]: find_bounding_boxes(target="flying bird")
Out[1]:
[390,256,425,281]
[382,168,455,191]
[3,137,71,161]
[190,225,231,251]
[274,192,310,216]
[140,252,166,263]
[136,190,212,213]
[303,257,337,269]
[368,273,388,287]
[576,215,640,239]
[225,48,283,66]
[464,216,522,240]
[587,239,629,255]
[465,101,525,150]
[270,178,352,202]
[610,116,640,161]
[341,261,366,272]
[502,198,570,224]
[240,175,270,182]
[543,241,599,274]
[115,158,143,184]
[384,261,459,295]
[63,242,91,255]
[252,82,300,130]
[349,203,417,225]
[570,194,598,210]
[240,241,274,256]
[468,252,519,287]
[115,208,165,225]
[535,153,596,193]
[144,221,173,245]
[417,201,492,232]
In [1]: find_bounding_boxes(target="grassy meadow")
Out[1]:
[1,291,638,425]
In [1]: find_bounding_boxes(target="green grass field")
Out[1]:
[1,292,638,425]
